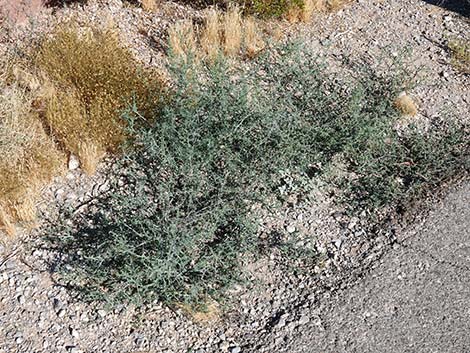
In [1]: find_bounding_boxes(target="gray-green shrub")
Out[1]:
[45,44,469,306]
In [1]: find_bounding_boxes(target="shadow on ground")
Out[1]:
[423,0,470,17]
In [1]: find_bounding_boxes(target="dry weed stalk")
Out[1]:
[0,204,15,237]
[168,8,265,61]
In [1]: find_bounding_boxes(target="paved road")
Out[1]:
[282,182,470,353]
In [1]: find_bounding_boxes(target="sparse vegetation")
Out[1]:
[46,43,469,306]
[168,7,265,62]
[448,37,470,74]
[240,0,348,21]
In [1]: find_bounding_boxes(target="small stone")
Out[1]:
[97,309,107,318]
[68,154,80,170]
[286,225,296,234]
[333,239,342,249]
[230,347,241,353]
[70,327,79,339]
[219,341,230,351]
[15,337,24,344]
[17,295,25,305]
[57,309,66,318]
[298,316,310,325]
[5,260,15,270]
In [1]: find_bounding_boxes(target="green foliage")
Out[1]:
[46,44,469,306]
[244,0,305,18]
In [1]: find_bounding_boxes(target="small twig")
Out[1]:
[0,249,19,269]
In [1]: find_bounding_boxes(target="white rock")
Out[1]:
[68,154,80,170]
[286,225,296,234]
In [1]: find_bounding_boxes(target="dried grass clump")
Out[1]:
[200,9,221,61]
[0,85,63,235]
[223,6,242,56]
[394,93,418,117]
[36,22,165,174]
[169,7,265,61]
[244,16,265,58]
[168,20,198,60]
[141,0,158,12]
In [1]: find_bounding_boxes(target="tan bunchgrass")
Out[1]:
[244,17,264,58]
[223,6,242,56]
[285,5,302,23]
[394,93,418,117]
[301,0,327,21]
[168,9,265,62]
[327,0,348,11]
[0,84,64,236]
[0,204,16,237]
[168,20,197,59]
[200,8,221,62]
[35,21,165,174]
[77,140,106,175]
[141,0,157,12]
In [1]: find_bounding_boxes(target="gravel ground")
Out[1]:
[274,181,470,353]
[0,0,469,352]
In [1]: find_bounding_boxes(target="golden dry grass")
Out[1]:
[223,6,242,56]
[141,0,158,12]
[168,20,198,59]
[394,93,418,117]
[177,300,221,323]
[284,0,349,22]
[300,0,326,21]
[244,16,265,58]
[0,21,166,236]
[0,84,64,236]
[200,9,221,62]
[0,205,15,237]
[35,22,165,174]
[168,8,265,61]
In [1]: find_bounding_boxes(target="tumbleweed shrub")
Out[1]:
[0,85,63,235]
[35,22,165,174]
[46,43,469,306]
